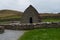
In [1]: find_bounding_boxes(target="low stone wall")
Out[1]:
[0,22,60,30]
[0,24,34,30]
[0,26,4,34]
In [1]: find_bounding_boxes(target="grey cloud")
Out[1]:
[0,0,60,13]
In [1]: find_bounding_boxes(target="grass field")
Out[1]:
[18,17,60,40]
[19,28,60,40]
[42,18,60,22]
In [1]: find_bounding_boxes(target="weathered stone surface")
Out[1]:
[0,22,60,30]
[0,26,4,34]
[21,5,41,24]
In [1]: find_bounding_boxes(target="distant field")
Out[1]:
[19,28,60,40]
[42,18,60,22]
[0,16,60,24]
[0,15,21,24]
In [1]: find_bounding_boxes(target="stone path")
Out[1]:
[0,30,25,40]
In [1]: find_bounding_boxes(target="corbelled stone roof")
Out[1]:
[24,5,38,14]
[21,5,41,23]
[24,5,41,18]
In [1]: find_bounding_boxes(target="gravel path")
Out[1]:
[0,30,25,40]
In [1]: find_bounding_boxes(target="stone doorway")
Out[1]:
[29,17,33,23]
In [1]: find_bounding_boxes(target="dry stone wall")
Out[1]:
[0,22,60,30]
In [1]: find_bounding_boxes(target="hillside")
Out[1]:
[0,9,23,18]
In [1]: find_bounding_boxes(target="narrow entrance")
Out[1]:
[29,17,33,23]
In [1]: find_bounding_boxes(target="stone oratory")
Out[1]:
[21,5,41,24]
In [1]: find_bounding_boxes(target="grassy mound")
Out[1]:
[19,28,60,40]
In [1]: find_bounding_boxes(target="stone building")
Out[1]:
[21,5,41,24]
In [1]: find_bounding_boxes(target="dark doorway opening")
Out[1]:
[29,17,33,23]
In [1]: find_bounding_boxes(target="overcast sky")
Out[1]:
[0,0,60,13]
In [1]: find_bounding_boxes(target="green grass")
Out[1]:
[19,28,60,40]
[42,18,60,22]
[0,15,21,23]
